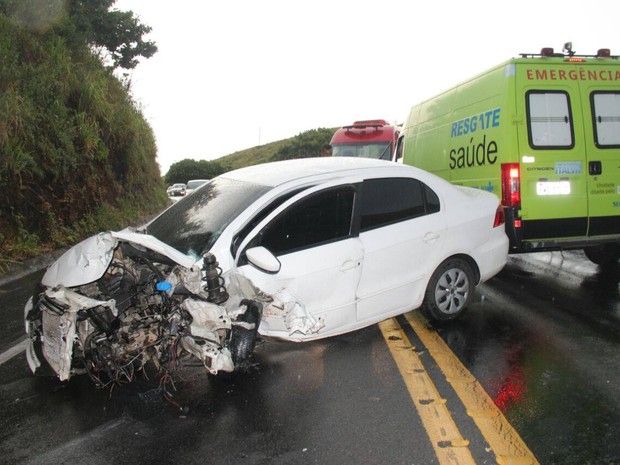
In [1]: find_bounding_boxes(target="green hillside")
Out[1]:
[164,127,336,184]
[0,1,163,272]
[219,127,337,169]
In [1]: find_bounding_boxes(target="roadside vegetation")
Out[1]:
[0,0,161,271]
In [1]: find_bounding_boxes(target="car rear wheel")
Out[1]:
[423,258,475,321]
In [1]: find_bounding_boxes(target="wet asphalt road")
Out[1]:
[439,252,620,465]
[0,251,619,465]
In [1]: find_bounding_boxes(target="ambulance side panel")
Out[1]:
[401,63,516,205]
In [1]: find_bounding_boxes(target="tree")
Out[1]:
[165,159,229,185]
[67,0,157,69]
[0,0,157,69]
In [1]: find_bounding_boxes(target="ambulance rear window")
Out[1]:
[592,91,620,148]
[526,91,574,149]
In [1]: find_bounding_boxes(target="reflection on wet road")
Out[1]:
[436,251,620,465]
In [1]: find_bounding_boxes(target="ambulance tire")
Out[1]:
[583,244,620,266]
[423,258,475,322]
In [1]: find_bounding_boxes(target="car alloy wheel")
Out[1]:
[423,258,475,321]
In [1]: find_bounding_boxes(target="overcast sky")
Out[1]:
[113,0,619,175]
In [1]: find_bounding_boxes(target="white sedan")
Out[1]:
[25,158,508,383]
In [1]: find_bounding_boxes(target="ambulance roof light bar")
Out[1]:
[597,48,611,58]
[520,44,617,59]
[540,47,557,57]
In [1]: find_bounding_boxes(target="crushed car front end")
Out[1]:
[24,230,262,386]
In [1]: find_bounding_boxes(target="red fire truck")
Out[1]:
[330,119,400,160]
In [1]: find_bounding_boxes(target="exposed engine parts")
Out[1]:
[25,241,262,388]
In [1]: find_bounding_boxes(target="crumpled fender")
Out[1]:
[42,229,197,288]
[226,273,325,339]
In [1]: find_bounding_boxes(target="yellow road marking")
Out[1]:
[404,311,540,465]
[379,318,477,465]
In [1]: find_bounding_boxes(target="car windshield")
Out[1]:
[332,142,392,160]
[146,177,272,258]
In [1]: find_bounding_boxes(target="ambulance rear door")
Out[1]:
[579,65,620,238]
[516,62,589,243]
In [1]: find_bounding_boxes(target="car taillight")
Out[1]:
[501,163,521,207]
[493,205,505,228]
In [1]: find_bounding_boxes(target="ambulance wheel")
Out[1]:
[423,258,475,321]
[584,244,620,266]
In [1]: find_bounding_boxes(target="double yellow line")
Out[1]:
[379,311,539,465]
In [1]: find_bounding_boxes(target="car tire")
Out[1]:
[228,299,262,373]
[583,244,620,266]
[423,258,475,322]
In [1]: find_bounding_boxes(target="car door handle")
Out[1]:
[340,260,360,272]
[423,232,440,244]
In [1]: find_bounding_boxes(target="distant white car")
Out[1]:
[166,183,186,196]
[24,158,508,384]
[185,179,209,195]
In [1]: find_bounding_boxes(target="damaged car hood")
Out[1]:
[42,230,198,288]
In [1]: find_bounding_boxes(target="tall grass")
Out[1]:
[0,13,167,272]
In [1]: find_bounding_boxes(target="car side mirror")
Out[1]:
[245,246,281,273]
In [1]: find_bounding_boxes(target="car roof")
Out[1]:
[221,157,428,188]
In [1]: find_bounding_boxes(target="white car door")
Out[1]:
[234,183,364,340]
[355,178,446,322]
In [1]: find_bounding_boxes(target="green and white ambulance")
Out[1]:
[395,44,620,264]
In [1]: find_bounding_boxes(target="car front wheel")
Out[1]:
[423,258,475,321]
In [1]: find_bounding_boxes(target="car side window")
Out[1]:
[250,185,355,257]
[424,184,440,214]
[231,187,308,257]
[360,178,438,232]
